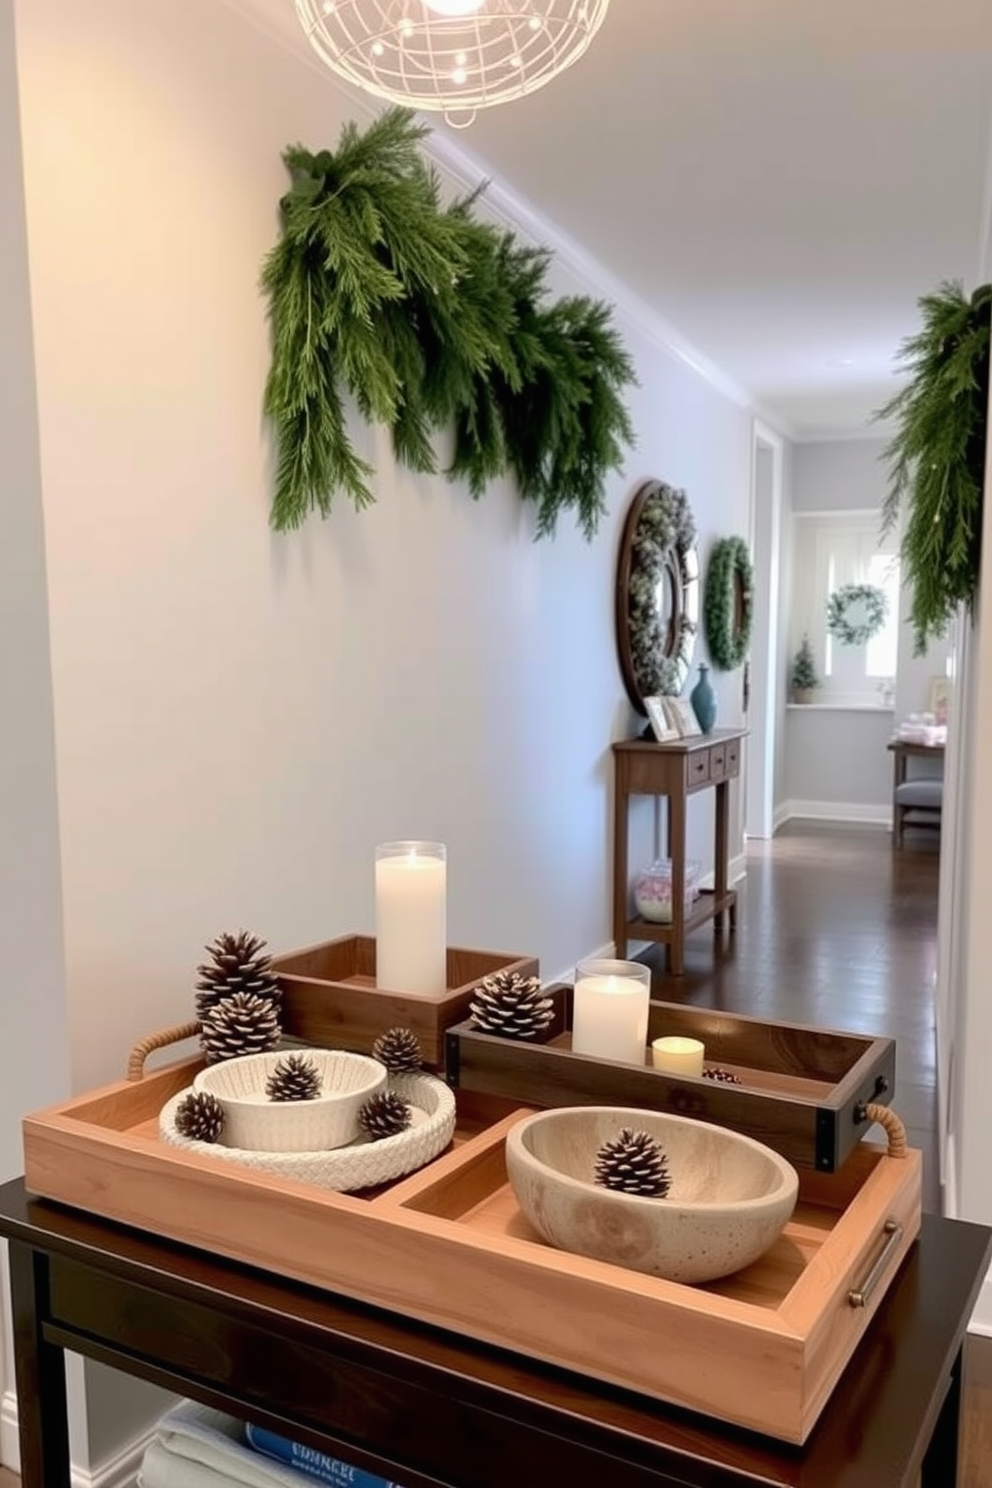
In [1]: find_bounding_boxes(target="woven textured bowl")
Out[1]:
[505,1105,798,1284]
[193,1049,386,1152]
[162,1071,456,1191]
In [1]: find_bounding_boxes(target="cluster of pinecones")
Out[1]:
[196,930,282,1064]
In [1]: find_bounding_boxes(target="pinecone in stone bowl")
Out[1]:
[265,1052,322,1102]
[469,972,553,1040]
[594,1127,671,1198]
[371,1026,423,1073]
[199,991,281,1064]
[358,1091,413,1141]
[195,929,280,1020]
[174,1090,225,1144]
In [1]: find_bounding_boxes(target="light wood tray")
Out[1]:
[22,1057,921,1445]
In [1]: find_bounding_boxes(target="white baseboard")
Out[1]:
[698,852,747,891]
[546,939,614,986]
[773,801,791,834]
[1,1389,152,1486]
[780,800,891,827]
[0,1389,17,1473]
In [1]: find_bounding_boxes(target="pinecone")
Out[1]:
[266,1053,322,1102]
[174,1090,225,1143]
[199,991,281,1064]
[469,972,553,1040]
[371,1027,423,1072]
[703,1065,743,1085]
[358,1091,413,1141]
[594,1127,671,1198]
[195,930,280,1020]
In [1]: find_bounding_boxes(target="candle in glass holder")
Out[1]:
[651,1036,705,1077]
[571,959,650,1065]
[374,841,447,994]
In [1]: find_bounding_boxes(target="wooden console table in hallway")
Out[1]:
[613,729,746,972]
[1,1178,989,1488]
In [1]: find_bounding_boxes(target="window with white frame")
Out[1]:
[793,512,899,705]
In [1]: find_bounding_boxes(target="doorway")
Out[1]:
[745,422,784,840]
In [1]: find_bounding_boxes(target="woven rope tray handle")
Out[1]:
[863,1101,907,1159]
[127,1021,201,1082]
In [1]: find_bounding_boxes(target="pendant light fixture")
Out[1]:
[294,1,611,127]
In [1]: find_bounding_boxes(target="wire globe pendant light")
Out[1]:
[294,1,612,126]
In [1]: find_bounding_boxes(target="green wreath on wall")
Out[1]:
[703,536,753,671]
[826,583,888,646]
[261,109,636,540]
[628,484,697,696]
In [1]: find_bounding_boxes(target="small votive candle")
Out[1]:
[571,959,651,1065]
[651,1036,705,1077]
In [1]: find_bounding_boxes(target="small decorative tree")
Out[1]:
[791,635,819,702]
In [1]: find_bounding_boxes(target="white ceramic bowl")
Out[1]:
[193,1049,386,1152]
[505,1105,798,1284]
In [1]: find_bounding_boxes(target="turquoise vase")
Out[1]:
[690,663,717,733]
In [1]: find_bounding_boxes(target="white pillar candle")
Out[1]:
[375,841,447,995]
[651,1036,705,1077]
[571,959,651,1065]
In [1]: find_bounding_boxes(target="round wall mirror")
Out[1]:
[615,479,699,714]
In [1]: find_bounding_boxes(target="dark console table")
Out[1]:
[1,1176,989,1488]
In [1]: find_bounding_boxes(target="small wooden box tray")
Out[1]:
[22,1056,920,1445]
[446,988,896,1172]
[272,934,539,1068]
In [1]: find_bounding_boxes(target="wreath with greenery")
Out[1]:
[878,280,991,653]
[826,583,888,646]
[261,108,636,540]
[627,484,697,696]
[703,536,753,671]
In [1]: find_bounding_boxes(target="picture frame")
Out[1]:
[644,695,679,743]
[663,695,703,738]
[929,675,950,726]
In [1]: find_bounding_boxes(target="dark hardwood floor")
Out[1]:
[645,819,941,1210]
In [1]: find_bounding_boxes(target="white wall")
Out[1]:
[10,0,755,1466]
[0,0,71,1466]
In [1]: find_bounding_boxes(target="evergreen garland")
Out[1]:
[878,280,991,653]
[703,536,753,671]
[261,108,636,539]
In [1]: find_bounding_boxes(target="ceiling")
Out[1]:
[230,0,992,440]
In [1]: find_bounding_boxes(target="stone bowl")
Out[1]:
[505,1106,799,1284]
[193,1049,386,1153]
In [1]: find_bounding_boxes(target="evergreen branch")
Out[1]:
[876,279,989,652]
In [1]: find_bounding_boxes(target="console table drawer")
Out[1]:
[726,739,740,777]
[687,751,710,787]
[709,744,727,780]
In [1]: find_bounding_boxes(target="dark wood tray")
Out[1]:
[444,987,894,1171]
[272,934,539,1068]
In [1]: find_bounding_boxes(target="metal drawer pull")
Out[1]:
[848,1219,902,1308]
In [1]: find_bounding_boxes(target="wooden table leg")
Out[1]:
[9,1242,71,1488]
[920,1343,962,1487]
[612,760,630,960]
[667,785,686,975]
[714,779,729,935]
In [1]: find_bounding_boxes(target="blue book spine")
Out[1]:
[245,1424,399,1488]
